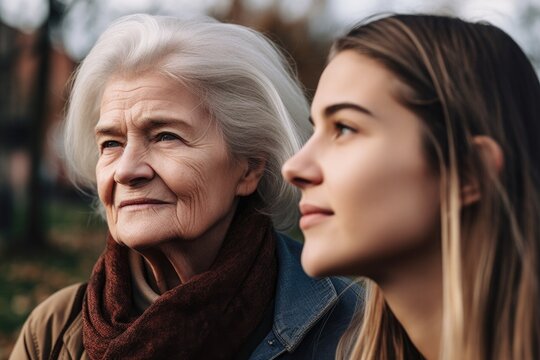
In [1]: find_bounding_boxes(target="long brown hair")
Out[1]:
[332,14,540,360]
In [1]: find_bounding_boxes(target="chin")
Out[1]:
[300,248,337,278]
[301,244,371,279]
[114,229,166,250]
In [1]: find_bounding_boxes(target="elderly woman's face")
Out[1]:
[95,73,253,250]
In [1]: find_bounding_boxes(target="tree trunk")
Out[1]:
[25,13,51,247]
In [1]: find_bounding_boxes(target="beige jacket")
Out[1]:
[10,252,169,360]
[10,252,154,360]
[9,284,88,360]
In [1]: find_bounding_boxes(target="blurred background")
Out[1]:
[1,0,540,357]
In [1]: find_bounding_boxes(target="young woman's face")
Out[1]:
[282,51,441,279]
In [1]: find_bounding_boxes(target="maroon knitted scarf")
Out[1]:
[82,203,277,359]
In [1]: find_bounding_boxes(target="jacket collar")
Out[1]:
[273,233,338,351]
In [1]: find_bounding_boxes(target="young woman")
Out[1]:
[282,14,540,360]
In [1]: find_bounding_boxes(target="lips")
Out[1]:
[299,203,334,230]
[118,198,169,208]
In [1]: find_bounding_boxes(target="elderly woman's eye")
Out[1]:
[157,132,180,142]
[101,140,121,149]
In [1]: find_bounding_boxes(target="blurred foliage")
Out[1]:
[0,201,106,358]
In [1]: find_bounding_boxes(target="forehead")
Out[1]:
[101,72,200,107]
[98,72,207,127]
[312,50,402,117]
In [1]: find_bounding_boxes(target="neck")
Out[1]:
[138,208,237,293]
[378,246,443,360]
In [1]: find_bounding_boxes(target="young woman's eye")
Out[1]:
[335,122,356,137]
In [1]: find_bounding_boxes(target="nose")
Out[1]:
[281,140,322,189]
[113,143,154,186]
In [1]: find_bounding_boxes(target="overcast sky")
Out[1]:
[0,0,536,61]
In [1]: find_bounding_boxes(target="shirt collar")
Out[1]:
[129,250,159,311]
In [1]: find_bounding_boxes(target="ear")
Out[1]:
[461,135,504,206]
[236,158,266,196]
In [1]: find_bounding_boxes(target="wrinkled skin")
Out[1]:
[95,72,261,288]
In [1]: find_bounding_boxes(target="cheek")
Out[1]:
[331,148,441,271]
[96,162,115,206]
[187,156,244,230]
[166,158,206,198]
[95,162,120,239]
[338,140,437,220]
[340,174,440,244]
[160,155,233,227]
[196,157,242,211]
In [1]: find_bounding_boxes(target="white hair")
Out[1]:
[63,13,311,231]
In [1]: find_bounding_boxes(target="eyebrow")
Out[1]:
[323,102,373,117]
[94,122,119,138]
[308,102,374,126]
[95,118,193,137]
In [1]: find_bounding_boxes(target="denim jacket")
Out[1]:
[250,234,363,359]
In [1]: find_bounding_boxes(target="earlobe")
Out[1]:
[236,158,266,196]
[461,135,504,206]
[461,183,481,206]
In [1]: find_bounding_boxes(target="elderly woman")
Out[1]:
[10,14,359,360]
